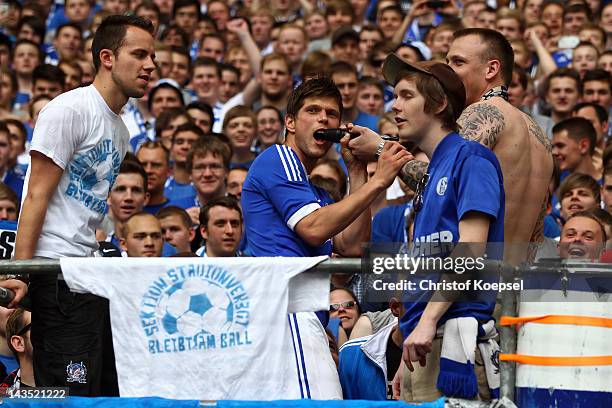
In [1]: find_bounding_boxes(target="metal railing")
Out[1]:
[1,257,610,404]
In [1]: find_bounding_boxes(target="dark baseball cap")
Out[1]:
[382,53,466,120]
[331,26,359,46]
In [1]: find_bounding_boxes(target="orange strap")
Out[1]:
[500,354,612,366]
[500,315,612,328]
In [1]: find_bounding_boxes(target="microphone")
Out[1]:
[313,129,356,143]
[313,128,400,143]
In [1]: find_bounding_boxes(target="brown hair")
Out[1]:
[156,205,193,228]
[301,51,333,80]
[138,140,170,162]
[155,107,189,138]
[396,61,460,131]
[222,105,256,132]
[552,117,597,156]
[565,209,607,241]
[325,0,355,20]
[6,308,28,360]
[453,28,514,86]
[186,136,232,171]
[260,51,291,72]
[0,183,19,212]
[199,195,242,226]
[558,172,600,204]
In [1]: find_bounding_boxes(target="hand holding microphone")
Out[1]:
[314,128,399,143]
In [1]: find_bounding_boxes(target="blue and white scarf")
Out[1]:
[438,317,500,399]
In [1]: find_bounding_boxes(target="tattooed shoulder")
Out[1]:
[526,116,552,152]
[399,160,429,192]
[457,103,505,149]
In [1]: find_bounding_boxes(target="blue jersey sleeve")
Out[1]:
[252,145,322,230]
[455,155,502,222]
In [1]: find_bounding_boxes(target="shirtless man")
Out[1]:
[349,28,553,264]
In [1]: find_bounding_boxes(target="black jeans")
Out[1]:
[29,274,118,396]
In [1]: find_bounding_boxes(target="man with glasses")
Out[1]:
[1,308,34,392]
[172,136,231,226]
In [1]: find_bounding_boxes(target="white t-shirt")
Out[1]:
[60,256,338,400]
[22,85,129,258]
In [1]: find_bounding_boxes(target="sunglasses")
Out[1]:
[329,301,356,311]
[413,173,430,213]
[370,59,385,68]
[17,323,31,337]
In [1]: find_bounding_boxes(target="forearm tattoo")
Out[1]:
[457,103,505,149]
[399,160,429,192]
[527,195,549,263]
[526,116,552,153]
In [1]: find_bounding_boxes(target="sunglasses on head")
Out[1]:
[329,301,356,311]
[17,323,31,337]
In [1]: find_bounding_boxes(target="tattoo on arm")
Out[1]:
[399,160,429,191]
[527,195,549,263]
[526,116,552,153]
[457,103,505,149]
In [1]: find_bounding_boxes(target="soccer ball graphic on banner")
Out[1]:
[159,278,234,336]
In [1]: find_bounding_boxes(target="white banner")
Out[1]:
[61,256,330,400]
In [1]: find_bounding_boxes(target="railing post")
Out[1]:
[499,264,517,402]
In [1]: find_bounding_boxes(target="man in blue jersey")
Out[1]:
[371,55,505,401]
[241,77,410,398]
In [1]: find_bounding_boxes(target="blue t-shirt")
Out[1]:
[354,111,380,132]
[229,159,256,170]
[164,177,196,202]
[372,202,412,244]
[0,354,18,375]
[170,194,197,210]
[143,199,172,215]
[242,144,334,257]
[543,213,561,239]
[2,169,24,201]
[400,132,505,337]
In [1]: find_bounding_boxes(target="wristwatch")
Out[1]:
[375,140,386,159]
[375,135,400,159]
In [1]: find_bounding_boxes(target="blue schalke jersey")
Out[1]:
[400,132,505,337]
[242,144,334,257]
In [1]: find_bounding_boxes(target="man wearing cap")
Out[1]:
[350,56,504,401]
[331,27,361,65]
[349,28,553,266]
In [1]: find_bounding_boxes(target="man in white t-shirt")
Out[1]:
[11,15,156,396]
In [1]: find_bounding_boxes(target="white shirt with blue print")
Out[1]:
[22,85,129,258]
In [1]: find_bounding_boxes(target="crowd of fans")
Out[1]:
[0,0,611,401]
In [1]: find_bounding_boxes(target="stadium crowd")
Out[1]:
[0,0,611,402]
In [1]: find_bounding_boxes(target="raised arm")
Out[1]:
[227,18,262,76]
[391,0,431,45]
[295,143,410,250]
[346,124,426,191]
